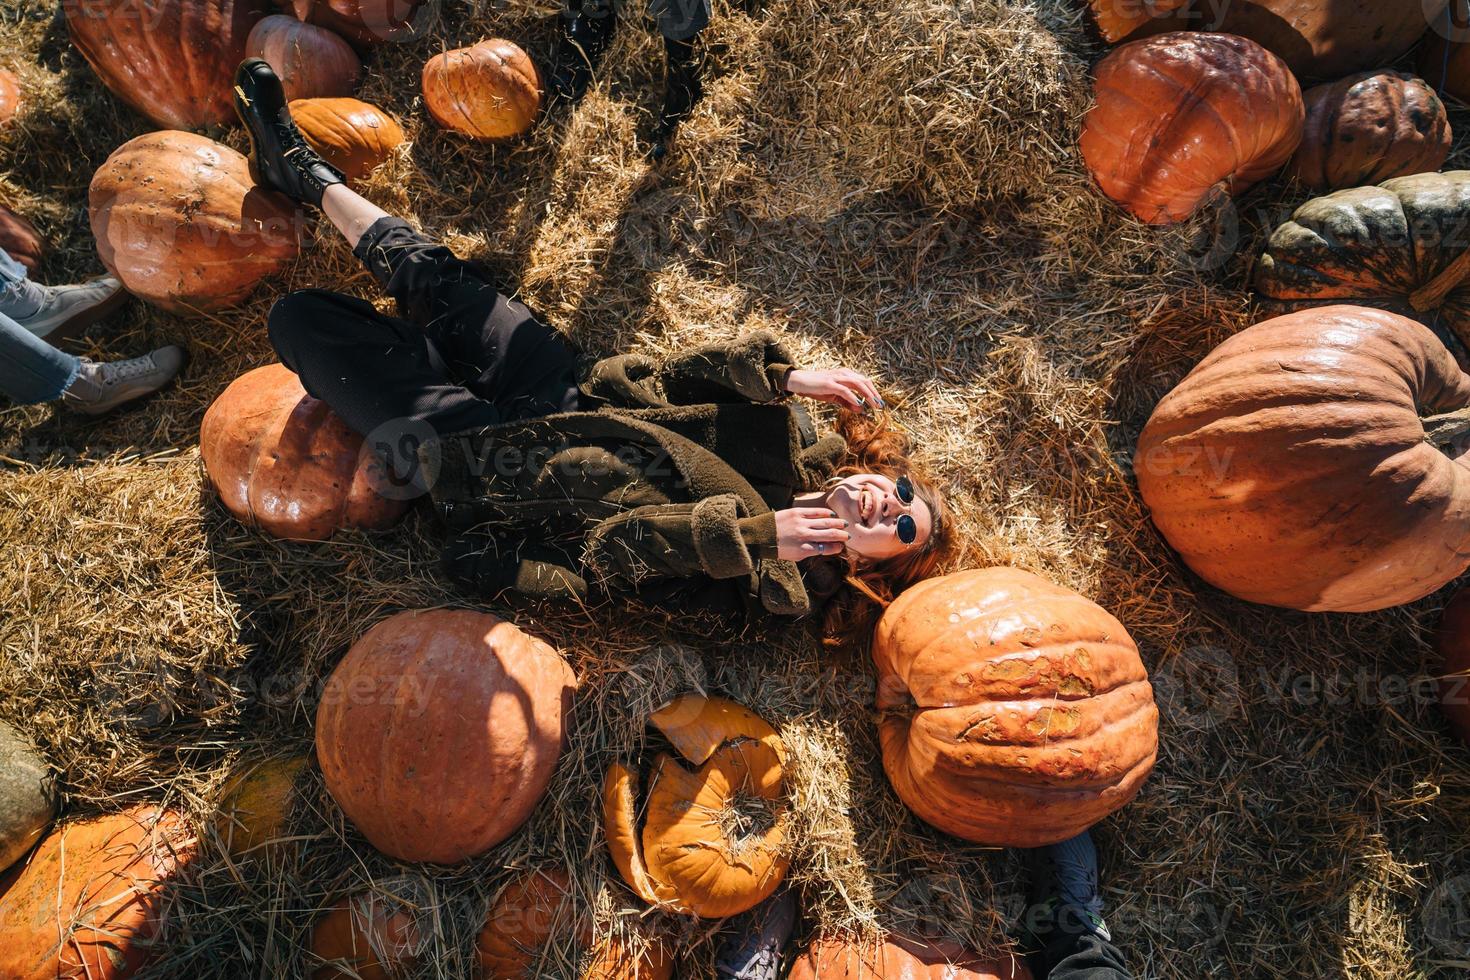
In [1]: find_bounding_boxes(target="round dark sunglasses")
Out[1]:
[895,475,918,545]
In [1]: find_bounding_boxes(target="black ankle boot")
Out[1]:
[232,59,345,208]
[547,5,618,105]
[650,35,705,158]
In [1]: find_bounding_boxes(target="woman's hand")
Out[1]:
[775,507,850,561]
[783,368,884,413]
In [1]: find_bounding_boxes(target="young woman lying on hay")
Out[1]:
[232,60,950,629]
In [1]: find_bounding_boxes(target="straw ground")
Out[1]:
[2,0,1469,976]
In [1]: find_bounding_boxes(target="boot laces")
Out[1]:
[102,353,160,385]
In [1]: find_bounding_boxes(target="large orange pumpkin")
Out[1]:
[1095,0,1449,80]
[89,131,301,313]
[214,753,310,856]
[603,695,789,919]
[0,68,20,125]
[787,934,1032,980]
[200,363,410,541]
[422,39,541,141]
[290,97,404,180]
[475,868,674,980]
[0,806,195,980]
[0,721,54,874]
[277,0,427,48]
[1080,32,1303,225]
[1437,589,1470,747]
[247,15,360,101]
[310,889,424,980]
[1421,8,1470,104]
[874,568,1158,848]
[316,608,577,864]
[0,203,44,273]
[1287,72,1450,192]
[62,0,268,129]
[1136,305,1470,612]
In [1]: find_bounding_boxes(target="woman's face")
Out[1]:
[825,473,933,560]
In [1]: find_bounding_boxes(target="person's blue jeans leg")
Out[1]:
[0,309,79,404]
[0,246,42,325]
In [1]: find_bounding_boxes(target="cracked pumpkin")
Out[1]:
[874,568,1158,848]
[602,695,788,918]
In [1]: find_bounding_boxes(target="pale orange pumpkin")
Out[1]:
[603,695,788,918]
[278,0,427,48]
[200,363,410,541]
[89,131,301,313]
[0,68,20,125]
[214,753,310,856]
[875,568,1158,848]
[422,39,541,141]
[248,14,361,101]
[1080,32,1303,224]
[316,609,577,864]
[0,806,196,980]
[1136,305,1470,612]
[310,889,424,980]
[788,933,1033,980]
[290,97,404,180]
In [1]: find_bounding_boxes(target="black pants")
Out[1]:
[1038,922,1133,980]
[268,217,582,447]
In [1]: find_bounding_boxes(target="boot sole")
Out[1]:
[38,285,133,346]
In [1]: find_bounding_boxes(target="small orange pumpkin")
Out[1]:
[0,204,44,273]
[0,68,20,124]
[603,695,789,919]
[1288,72,1450,191]
[1086,0,1186,44]
[290,97,404,180]
[316,609,577,864]
[476,868,674,979]
[422,39,541,141]
[1080,31,1303,224]
[0,806,196,980]
[200,363,411,541]
[89,131,301,313]
[875,568,1158,848]
[310,889,424,980]
[214,753,310,856]
[787,933,1032,980]
[279,0,427,48]
[247,14,361,101]
[1436,590,1470,746]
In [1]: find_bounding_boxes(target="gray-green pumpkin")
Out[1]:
[0,720,56,872]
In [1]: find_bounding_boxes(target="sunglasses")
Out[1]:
[895,475,917,545]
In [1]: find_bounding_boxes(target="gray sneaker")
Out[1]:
[10,276,130,342]
[62,346,186,416]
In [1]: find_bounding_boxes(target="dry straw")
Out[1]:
[3,0,1470,976]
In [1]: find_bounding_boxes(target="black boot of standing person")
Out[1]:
[232,59,345,209]
[547,1,619,107]
[1020,830,1135,979]
[650,33,706,159]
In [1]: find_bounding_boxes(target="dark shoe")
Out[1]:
[1019,830,1111,946]
[546,6,618,106]
[649,34,706,160]
[714,891,796,980]
[232,58,344,208]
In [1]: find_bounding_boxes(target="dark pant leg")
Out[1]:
[351,217,582,420]
[650,0,709,40]
[268,288,503,439]
[1038,928,1133,980]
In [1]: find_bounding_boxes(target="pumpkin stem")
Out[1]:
[1411,249,1470,312]
[1422,406,1470,449]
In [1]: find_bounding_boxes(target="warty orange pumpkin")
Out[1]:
[290,97,404,180]
[310,887,424,980]
[1136,305,1470,612]
[316,608,577,864]
[89,131,301,313]
[787,933,1033,980]
[1436,589,1470,747]
[247,14,361,101]
[277,0,427,48]
[422,39,541,141]
[200,363,410,541]
[214,753,310,856]
[875,568,1158,848]
[0,805,195,980]
[1080,32,1303,224]
[1097,0,1450,80]
[1288,72,1450,192]
[603,694,789,918]
[62,0,268,128]
[0,203,44,273]
[0,68,20,125]
[475,868,674,980]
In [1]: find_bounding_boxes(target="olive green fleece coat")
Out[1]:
[424,332,849,617]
